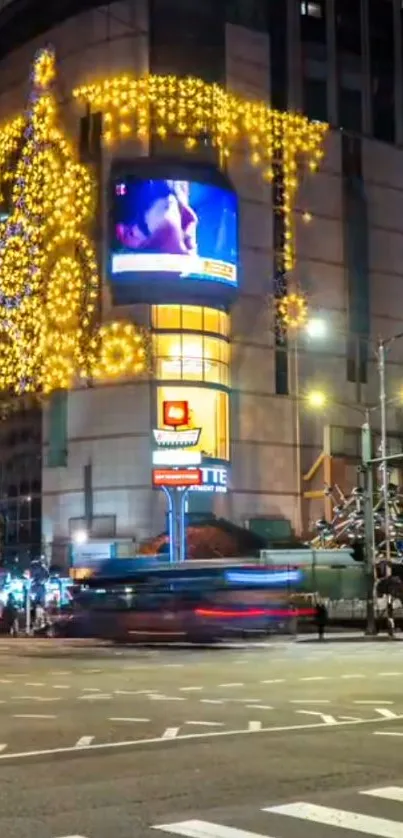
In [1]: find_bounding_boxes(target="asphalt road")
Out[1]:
[1,636,403,837]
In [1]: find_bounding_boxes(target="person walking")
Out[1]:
[315,598,328,641]
[4,593,19,637]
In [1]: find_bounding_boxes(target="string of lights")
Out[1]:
[73,74,328,273]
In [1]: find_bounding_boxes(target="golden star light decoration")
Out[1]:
[0,48,147,397]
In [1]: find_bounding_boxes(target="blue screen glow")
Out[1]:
[110,177,238,287]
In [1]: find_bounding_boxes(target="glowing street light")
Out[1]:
[305,317,327,339]
[72,529,88,546]
[306,389,327,409]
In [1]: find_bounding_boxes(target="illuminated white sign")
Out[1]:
[152,449,202,467]
[153,428,201,447]
[162,358,212,376]
[189,466,228,494]
[111,253,237,284]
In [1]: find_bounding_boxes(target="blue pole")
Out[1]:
[161,486,175,564]
[179,487,189,562]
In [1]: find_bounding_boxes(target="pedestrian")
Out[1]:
[4,593,19,637]
[315,598,327,641]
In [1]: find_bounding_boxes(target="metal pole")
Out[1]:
[378,340,394,633]
[361,415,376,635]
[293,338,303,537]
[25,578,31,636]
[378,341,391,565]
[179,488,189,563]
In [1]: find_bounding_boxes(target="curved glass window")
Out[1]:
[157,385,229,460]
[154,333,229,385]
[152,305,229,337]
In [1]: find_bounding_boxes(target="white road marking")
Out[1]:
[109,717,150,723]
[163,664,184,668]
[248,721,262,732]
[246,705,273,710]
[297,711,338,725]
[290,700,330,704]
[56,834,88,838]
[362,787,403,802]
[200,700,225,705]
[149,695,186,702]
[260,679,284,684]
[13,714,57,719]
[82,669,102,673]
[114,689,158,696]
[375,708,398,719]
[378,672,402,677]
[341,674,365,679]
[79,693,112,701]
[265,801,403,837]
[13,696,61,702]
[52,685,71,690]
[0,712,401,763]
[0,679,12,684]
[82,688,101,693]
[180,687,203,692]
[218,683,244,688]
[25,682,45,687]
[75,736,94,748]
[162,727,180,739]
[154,820,268,837]
[355,700,394,705]
[50,671,72,676]
[374,731,403,737]
[186,721,224,727]
[0,745,7,752]
[300,676,329,681]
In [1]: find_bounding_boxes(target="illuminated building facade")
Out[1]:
[0,0,401,565]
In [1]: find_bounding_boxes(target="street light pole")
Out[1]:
[361,412,376,635]
[293,338,303,537]
[378,340,391,567]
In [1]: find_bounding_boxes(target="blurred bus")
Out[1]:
[56,561,313,642]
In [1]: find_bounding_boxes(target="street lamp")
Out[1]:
[305,389,328,410]
[72,529,88,546]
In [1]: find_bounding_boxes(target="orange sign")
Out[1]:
[152,468,202,487]
[163,400,189,427]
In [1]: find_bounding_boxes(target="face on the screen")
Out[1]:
[145,182,197,254]
[116,180,198,255]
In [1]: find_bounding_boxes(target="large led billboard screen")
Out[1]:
[108,170,238,306]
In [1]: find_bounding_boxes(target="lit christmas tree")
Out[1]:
[0,47,146,400]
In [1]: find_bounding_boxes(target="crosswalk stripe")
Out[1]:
[265,802,403,837]
[362,787,403,802]
[153,820,273,838]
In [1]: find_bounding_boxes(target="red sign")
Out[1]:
[153,468,202,488]
[163,400,189,428]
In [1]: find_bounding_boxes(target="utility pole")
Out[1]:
[361,416,376,635]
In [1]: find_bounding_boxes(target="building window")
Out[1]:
[157,385,229,460]
[303,77,328,122]
[339,87,362,134]
[149,0,225,83]
[300,0,327,51]
[152,305,229,337]
[301,2,323,18]
[268,0,288,109]
[369,0,395,144]
[154,333,230,386]
[336,0,361,56]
